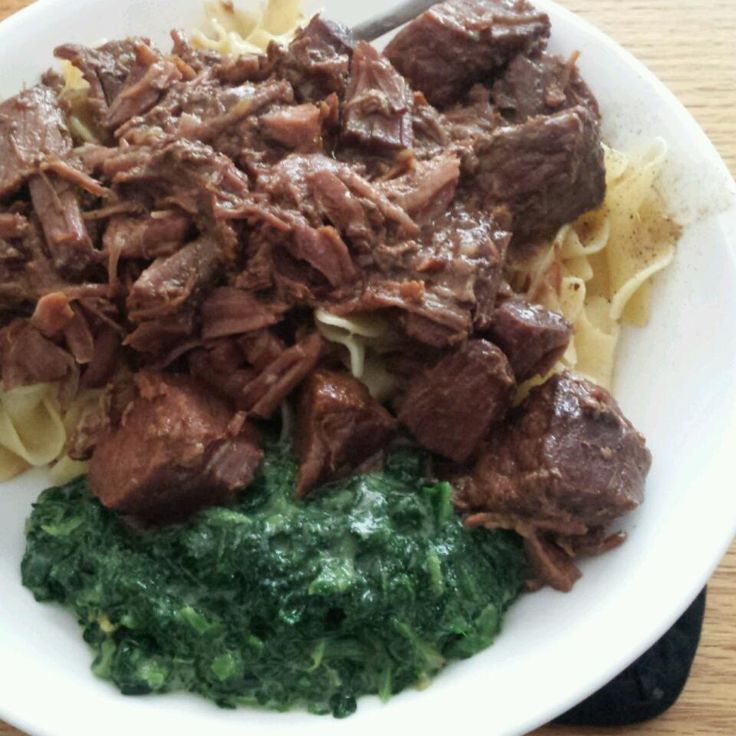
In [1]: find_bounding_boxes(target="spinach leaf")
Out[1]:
[22,443,527,717]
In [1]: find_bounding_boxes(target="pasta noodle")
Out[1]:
[0,384,101,483]
[0,385,65,479]
[191,0,303,55]
[314,308,400,401]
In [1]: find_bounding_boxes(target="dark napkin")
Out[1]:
[553,588,706,727]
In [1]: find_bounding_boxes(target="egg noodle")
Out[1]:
[0,6,679,482]
[191,0,303,55]
[0,384,99,483]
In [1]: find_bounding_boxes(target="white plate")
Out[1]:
[1,1,735,735]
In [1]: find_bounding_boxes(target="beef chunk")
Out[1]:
[411,93,451,159]
[0,319,76,390]
[471,105,605,244]
[237,332,324,418]
[379,153,460,225]
[385,0,550,107]
[278,14,354,102]
[458,372,651,590]
[106,139,252,217]
[103,41,182,130]
[342,41,413,152]
[29,174,96,277]
[260,103,323,151]
[399,339,515,462]
[295,369,397,496]
[0,86,72,199]
[419,203,512,333]
[201,287,284,340]
[88,371,263,523]
[445,84,502,147]
[127,236,222,321]
[334,201,510,347]
[55,39,141,122]
[492,51,600,123]
[458,372,650,525]
[489,297,572,380]
[103,211,192,261]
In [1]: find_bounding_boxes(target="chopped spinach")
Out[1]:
[22,443,527,717]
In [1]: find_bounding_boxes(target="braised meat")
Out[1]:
[102,42,182,131]
[277,14,354,102]
[469,105,605,244]
[0,85,72,198]
[88,371,263,523]
[342,41,413,152]
[55,39,142,125]
[457,372,651,590]
[0,319,77,390]
[399,340,515,462]
[295,369,397,496]
[1,1,655,588]
[260,103,324,151]
[492,51,600,123]
[385,0,550,107]
[489,297,572,380]
[28,175,96,277]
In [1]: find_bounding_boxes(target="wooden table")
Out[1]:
[0,0,734,734]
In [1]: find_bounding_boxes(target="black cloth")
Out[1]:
[554,588,707,727]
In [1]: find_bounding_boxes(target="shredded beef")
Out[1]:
[0,85,72,199]
[103,42,183,131]
[29,174,97,277]
[55,39,142,124]
[412,93,451,158]
[238,332,324,418]
[0,5,654,576]
[342,41,413,152]
[103,211,191,264]
[127,236,222,321]
[200,287,284,340]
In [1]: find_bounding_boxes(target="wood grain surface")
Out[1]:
[0,1,734,734]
